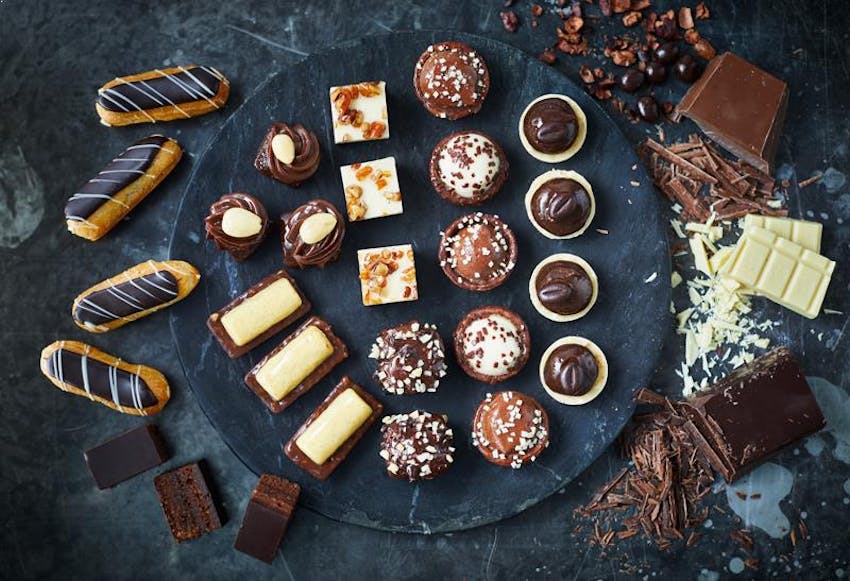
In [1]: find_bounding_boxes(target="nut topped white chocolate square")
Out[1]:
[357,244,418,306]
[329,81,389,144]
[341,157,403,221]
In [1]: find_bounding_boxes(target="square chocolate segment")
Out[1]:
[84,424,169,489]
[244,316,348,413]
[284,376,383,480]
[154,462,223,542]
[208,269,311,359]
[234,474,300,563]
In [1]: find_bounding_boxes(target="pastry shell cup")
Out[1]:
[518,93,587,162]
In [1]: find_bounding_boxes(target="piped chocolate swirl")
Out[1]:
[205,192,270,261]
[254,122,321,186]
[74,270,177,328]
[281,200,345,269]
[97,66,225,115]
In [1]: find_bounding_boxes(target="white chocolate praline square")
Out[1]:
[357,244,418,306]
[340,157,403,221]
[296,388,373,465]
[255,325,333,400]
[329,81,389,144]
[220,278,302,347]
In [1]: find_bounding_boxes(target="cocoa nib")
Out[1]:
[538,48,557,64]
[500,10,519,32]
[623,11,642,27]
[695,2,710,19]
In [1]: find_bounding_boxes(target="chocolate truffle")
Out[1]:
[413,41,490,120]
[254,122,321,187]
[518,94,587,162]
[525,170,595,239]
[454,306,530,383]
[529,254,598,322]
[429,131,508,206]
[369,320,447,395]
[204,192,269,261]
[539,337,608,405]
[472,391,549,468]
[380,411,455,482]
[280,200,345,269]
[439,213,517,291]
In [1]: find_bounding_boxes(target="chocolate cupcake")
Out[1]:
[539,337,608,405]
[254,122,321,186]
[525,170,595,239]
[529,254,598,322]
[439,213,517,292]
[380,411,455,481]
[280,200,345,269]
[370,320,447,394]
[204,192,269,261]
[454,306,530,384]
[518,94,587,162]
[413,41,490,120]
[472,391,549,469]
[429,131,508,206]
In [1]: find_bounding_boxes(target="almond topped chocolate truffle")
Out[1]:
[529,254,598,322]
[539,337,608,405]
[454,306,530,383]
[370,320,447,395]
[380,411,455,482]
[439,213,517,292]
[472,391,549,468]
[254,122,321,187]
[429,131,508,206]
[518,94,587,162]
[280,200,345,269]
[414,41,490,120]
[525,170,595,239]
[204,192,270,261]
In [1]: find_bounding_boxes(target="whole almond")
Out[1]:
[300,212,337,244]
[271,133,296,164]
[221,207,262,238]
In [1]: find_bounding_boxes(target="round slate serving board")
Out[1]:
[169,31,670,533]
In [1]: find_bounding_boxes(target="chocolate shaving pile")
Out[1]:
[642,134,788,221]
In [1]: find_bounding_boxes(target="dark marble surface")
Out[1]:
[1,1,849,579]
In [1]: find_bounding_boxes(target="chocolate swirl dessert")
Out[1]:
[380,411,455,482]
[525,170,596,239]
[439,213,517,292]
[205,192,270,261]
[413,41,490,120]
[539,337,608,405]
[472,391,549,469]
[254,122,321,187]
[518,94,587,162]
[370,320,447,394]
[280,200,345,269]
[529,254,598,322]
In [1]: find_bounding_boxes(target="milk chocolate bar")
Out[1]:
[244,317,348,413]
[284,376,383,480]
[234,475,300,563]
[742,214,822,253]
[85,424,169,489]
[154,462,223,542]
[208,269,311,359]
[677,347,825,482]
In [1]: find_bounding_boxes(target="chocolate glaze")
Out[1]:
[542,344,599,397]
[522,98,578,154]
[46,347,157,410]
[74,270,178,327]
[472,391,549,468]
[372,321,446,394]
[534,261,593,316]
[65,135,167,222]
[380,411,454,482]
[413,41,490,120]
[97,67,222,112]
[254,122,320,186]
[204,192,270,261]
[280,200,345,269]
[530,178,592,237]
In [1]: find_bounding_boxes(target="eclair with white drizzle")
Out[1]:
[39,341,170,416]
[95,65,230,126]
[72,260,200,333]
[64,135,182,241]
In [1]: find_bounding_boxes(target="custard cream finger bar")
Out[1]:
[284,377,383,480]
[742,214,822,253]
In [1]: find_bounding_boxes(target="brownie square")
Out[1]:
[154,462,223,542]
[234,475,300,563]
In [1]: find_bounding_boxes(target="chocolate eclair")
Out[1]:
[539,337,608,405]
[472,391,549,469]
[280,200,345,269]
[413,41,490,120]
[529,254,598,322]
[518,94,587,162]
[204,193,270,261]
[254,122,321,187]
[525,170,595,239]
[439,213,517,292]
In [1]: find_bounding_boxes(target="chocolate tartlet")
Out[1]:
[525,170,595,239]
[529,254,598,322]
[413,41,490,120]
[370,320,447,395]
[472,391,549,468]
[429,131,508,206]
[204,192,269,261]
[280,200,345,269]
[380,411,455,481]
[439,213,517,292]
[539,337,608,405]
[518,94,587,162]
[254,122,321,187]
[454,306,530,383]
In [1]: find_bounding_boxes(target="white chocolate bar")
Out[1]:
[255,325,333,400]
[221,278,303,347]
[296,388,373,465]
[743,214,822,253]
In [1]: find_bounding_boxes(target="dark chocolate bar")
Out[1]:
[154,462,223,542]
[234,475,300,563]
[284,376,383,480]
[85,424,169,489]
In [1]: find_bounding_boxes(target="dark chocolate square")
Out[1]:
[84,424,169,489]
